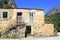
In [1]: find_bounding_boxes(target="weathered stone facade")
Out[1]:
[0,8,54,38]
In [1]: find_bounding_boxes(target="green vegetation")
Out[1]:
[45,12,60,32]
[1,35,19,39]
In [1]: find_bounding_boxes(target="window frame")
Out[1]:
[1,10,9,19]
[3,12,8,18]
[29,12,34,23]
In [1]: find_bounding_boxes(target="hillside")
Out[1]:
[45,12,60,32]
[0,0,16,8]
[45,6,60,32]
[46,6,60,16]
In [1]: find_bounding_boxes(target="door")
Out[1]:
[25,25,31,37]
[17,12,22,23]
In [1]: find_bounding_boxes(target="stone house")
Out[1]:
[0,8,54,38]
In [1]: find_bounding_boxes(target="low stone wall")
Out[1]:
[32,23,54,37]
[42,24,54,36]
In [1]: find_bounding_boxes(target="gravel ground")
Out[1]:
[21,36,60,40]
[0,36,60,40]
[0,32,60,40]
[21,32,60,40]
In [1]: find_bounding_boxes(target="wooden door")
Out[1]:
[17,12,22,23]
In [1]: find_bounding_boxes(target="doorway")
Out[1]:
[17,12,22,23]
[25,25,31,37]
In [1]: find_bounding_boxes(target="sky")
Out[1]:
[14,0,60,15]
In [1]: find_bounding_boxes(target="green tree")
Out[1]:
[45,12,60,32]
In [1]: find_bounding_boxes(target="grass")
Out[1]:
[1,35,19,39]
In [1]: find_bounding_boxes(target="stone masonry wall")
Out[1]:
[32,23,54,37]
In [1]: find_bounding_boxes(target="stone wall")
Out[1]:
[0,9,16,32]
[31,9,54,37]
[32,24,54,37]
[43,24,54,36]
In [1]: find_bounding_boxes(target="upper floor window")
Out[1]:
[29,12,34,22]
[3,12,8,18]
[30,12,33,17]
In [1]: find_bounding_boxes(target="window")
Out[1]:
[30,13,33,16]
[3,12,8,18]
[29,12,34,22]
